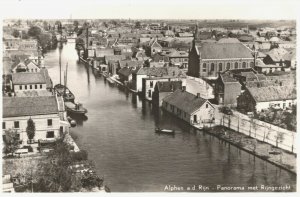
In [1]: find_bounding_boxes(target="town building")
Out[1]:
[162,90,215,126]
[132,67,186,94]
[237,86,296,113]
[11,71,52,96]
[152,81,182,107]
[188,41,255,79]
[214,73,241,106]
[11,59,40,73]
[2,96,67,145]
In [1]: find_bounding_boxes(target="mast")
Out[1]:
[59,42,62,85]
[65,62,68,87]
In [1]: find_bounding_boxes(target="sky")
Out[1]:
[0,0,299,20]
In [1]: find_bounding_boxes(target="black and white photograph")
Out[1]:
[1,0,298,193]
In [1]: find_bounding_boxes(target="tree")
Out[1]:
[21,30,29,39]
[135,21,141,28]
[3,129,20,156]
[26,118,36,144]
[28,26,42,38]
[12,29,20,38]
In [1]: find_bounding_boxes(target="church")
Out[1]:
[188,25,255,79]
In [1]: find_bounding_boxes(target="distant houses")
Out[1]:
[162,90,215,126]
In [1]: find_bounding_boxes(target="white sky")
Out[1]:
[0,0,299,20]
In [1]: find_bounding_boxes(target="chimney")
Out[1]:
[196,93,200,98]
[182,86,186,92]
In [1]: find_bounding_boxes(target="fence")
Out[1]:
[216,114,296,153]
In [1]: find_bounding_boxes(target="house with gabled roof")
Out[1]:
[237,86,296,113]
[11,59,40,73]
[152,81,182,107]
[162,90,215,126]
[145,38,163,57]
[132,67,186,94]
[214,73,241,106]
[2,96,68,146]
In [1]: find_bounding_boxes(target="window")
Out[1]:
[202,63,207,72]
[47,119,52,126]
[242,62,247,68]
[19,85,22,90]
[150,81,153,88]
[31,69,33,72]
[235,62,239,69]
[226,63,230,70]
[210,63,214,72]
[46,131,55,138]
[35,68,37,72]
[206,104,209,108]
[218,63,223,71]
[30,85,32,89]
[35,84,37,89]
[184,112,186,118]
[40,84,43,89]
[25,85,27,90]
[250,62,254,68]
[3,122,6,129]
[14,121,19,128]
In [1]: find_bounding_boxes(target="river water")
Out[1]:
[44,41,296,192]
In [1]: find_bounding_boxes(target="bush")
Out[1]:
[71,150,88,162]
[23,145,34,152]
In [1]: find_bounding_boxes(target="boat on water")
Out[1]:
[54,84,75,102]
[65,102,88,115]
[155,128,175,135]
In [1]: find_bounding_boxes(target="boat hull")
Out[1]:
[54,84,75,102]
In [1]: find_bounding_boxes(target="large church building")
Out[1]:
[188,26,255,79]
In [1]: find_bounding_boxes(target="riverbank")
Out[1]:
[103,71,297,175]
[197,125,296,174]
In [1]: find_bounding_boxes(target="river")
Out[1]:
[44,41,296,192]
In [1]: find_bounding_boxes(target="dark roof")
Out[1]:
[220,73,238,83]
[118,67,135,77]
[3,96,59,118]
[163,90,210,114]
[12,72,46,85]
[197,43,254,59]
[156,81,182,92]
[119,60,144,68]
[136,67,185,77]
[247,86,296,102]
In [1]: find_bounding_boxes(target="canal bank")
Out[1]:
[45,41,296,192]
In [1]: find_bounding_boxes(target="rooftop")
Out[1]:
[163,90,209,114]
[197,43,254,59]
[156,81,182,92]
[12,72,46,85]
[3,96,59,118]
[247,86,296,102]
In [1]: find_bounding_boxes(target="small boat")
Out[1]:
[54,84,75,102]
[65,102,88,115]
[155,128,175,134]
[269,150,281,155]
